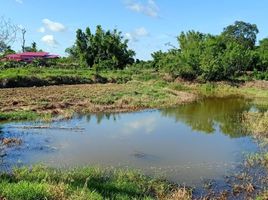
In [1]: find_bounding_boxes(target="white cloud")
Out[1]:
[37,27,45,33]
[15,0,23,4]
[41,35,58,47]
[125,27,149,42]
[123,117,157,135]
[42,19,66,32]
[125,0,159,18]
[135,27,149,36]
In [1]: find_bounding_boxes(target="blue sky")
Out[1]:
[1,0,268,60]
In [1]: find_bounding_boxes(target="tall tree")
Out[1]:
[176,31,206,79]
[222,21,259,49]
[67,25,135,69]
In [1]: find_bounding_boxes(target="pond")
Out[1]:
[0,97,262,186]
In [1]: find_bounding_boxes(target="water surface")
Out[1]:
[0,97,261,185]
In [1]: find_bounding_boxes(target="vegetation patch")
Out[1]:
[0,80,198,121]
[243,111,268,139]
[0,111,39,121]
[0,165,190,200]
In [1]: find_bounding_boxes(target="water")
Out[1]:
[0,97,261,185]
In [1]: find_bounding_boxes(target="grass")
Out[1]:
[192,82,268,99]
[0,111,40,121]
[243,111,268,139]
[0,165,191,200]
[0,67,159,88]
[0,80,197,121]
[1,77,268,121]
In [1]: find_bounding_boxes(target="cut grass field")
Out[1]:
[0,165,191,200]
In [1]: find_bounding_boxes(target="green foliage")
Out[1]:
[178,31,205,75]
[0,61,27,69]
[257,38,268,71]
[67,25,135,70]
[222,21,259,49]
[0,165,174,200]
[24,42,40,52]
[149,21,263,81]
[0,111,39,121]
[0,181,52,200]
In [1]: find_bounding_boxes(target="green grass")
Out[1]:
[0,67,159,88]
[195,82,268,99]
[0,111,40,121]
[0,165,182,200]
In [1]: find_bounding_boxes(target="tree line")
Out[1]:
[1,18,268,81]
[151,21,267,81]
[65,21,268,81]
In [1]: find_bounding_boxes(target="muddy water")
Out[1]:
[0,97,261,185]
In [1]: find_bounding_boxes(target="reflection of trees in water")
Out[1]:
[81,113,121,124]
[161,97,252,138]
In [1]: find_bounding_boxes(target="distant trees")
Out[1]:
[64,21,267,81]
[24,42,40,52]
[66,25,135,70]
[151,21,266,81]
[257,38,268,71]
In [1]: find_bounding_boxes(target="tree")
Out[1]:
[221,42,253,76]
[222,21,259,49]
[0,17,18,53]
[65,45,79,59]
[176,31,206,79]
[67,25,135,69]
[200,36,227,81]
[257,38,268,71]
[24,42,38,52]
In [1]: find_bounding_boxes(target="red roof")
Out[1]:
[5,52,59,62]
[19,52,49,56]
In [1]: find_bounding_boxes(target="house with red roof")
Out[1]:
[4,52,59,62]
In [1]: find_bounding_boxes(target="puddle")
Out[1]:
[0,97,263,186]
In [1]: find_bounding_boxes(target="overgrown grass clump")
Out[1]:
[0,165,189,200]
[243,111,268,138]
[0,111,39,121]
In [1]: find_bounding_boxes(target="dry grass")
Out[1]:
[0,80,197,120]
[257,191,268,200]
[164,187,192,200]
[243,111,268,138]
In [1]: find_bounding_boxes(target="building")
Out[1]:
[4,52,59,62]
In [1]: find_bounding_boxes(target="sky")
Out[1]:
[1,0,268,60]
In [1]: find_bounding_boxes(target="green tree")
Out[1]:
[257,38,268,71]
[24,42,38,52]
[221,42,253,76]
[222,21,259,49]
[200,36,227,81]
[67,25,135,69]
[177,31,206,79]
